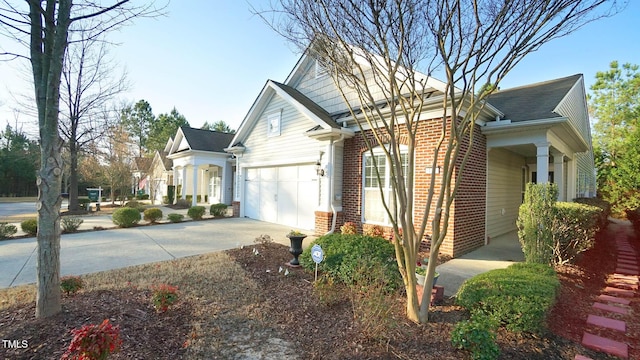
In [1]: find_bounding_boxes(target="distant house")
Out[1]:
[226,50,596,257]
[167,126,235,207]
[144,138,175,204]
[131,156,152,196]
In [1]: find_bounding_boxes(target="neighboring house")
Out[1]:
[167,126,235,207]
[131,156,152,196]
[226,51,596,257]
[146,138,175,204]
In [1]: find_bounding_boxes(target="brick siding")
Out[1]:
[338,118,486,257]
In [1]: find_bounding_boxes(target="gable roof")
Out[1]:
[271,81,340,129]
[487,74,582,122]
[178,126,235,153]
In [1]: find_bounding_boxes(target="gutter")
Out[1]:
[325,134,346,235]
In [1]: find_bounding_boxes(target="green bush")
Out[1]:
[187,206,206,220]
[0,222,18,239]
[124,199,140,208]
[186,195,193,203]
[112,207,141,228]
[162,196,169,204]
[21,218,38,236]
[210,203,228,217]
[451,312,500,360]
[61,216,84,233]
[456,263,559,334]
[136,194,150,200]
[167,185,175,204]
[552,202,601,264]
[300,233,401,291]
[167,213,184,223]
[143,208,163,223]
[60,276,84,295]
[517,183,557,264]
[626,208,640,234]
[574,197,610,229]
[77,198,91,206]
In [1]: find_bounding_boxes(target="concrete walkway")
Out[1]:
[436,231,525,296]
[0,216,300,288]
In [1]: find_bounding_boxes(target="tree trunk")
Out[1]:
[68,137,79,211]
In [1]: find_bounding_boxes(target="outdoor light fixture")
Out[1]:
[315,160,325,177]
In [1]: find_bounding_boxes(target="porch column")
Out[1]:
[221,166,227,204]
[552,151,565,201]
[180,167,187,199]
[536,142,550,184]
[192,165,198,207]
[566,158,577,200]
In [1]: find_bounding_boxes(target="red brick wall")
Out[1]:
[339,118,486,258]
[232,201,240,218]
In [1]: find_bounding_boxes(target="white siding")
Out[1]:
[487,148,526,238]
[241,94,322,166]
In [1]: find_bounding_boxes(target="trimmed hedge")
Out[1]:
[517,183,557,264]
[210,203,228,217]
[167,213,184,223]
[300,233,401,291]
[21,218,38,236]
[574,197,610,229]
[0,222,17,239]
[187,206,206,220]
[112,207,141,228]
[143,208,163,223]
[456,263,559,334]
[552,202,601,264]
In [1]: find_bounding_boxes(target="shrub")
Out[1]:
[135,194,150,200]
[626,207,640,234]
[552,202,601,264]
[143,208,163,223]
[0,222,17,239]
[363,224,384,238]
[174,199,190,209]
[340,221,357,235]
[112,207,141,228]
[162,196,169,204]
[77,198,91,206]
[61,216,84,233]
[187,206,206,220]
[574,197,611,229]
[20,218,38,236]
[456,263,559,334]
[451,312,500,360]
[124,199,140,208]
[62,319,122,360]
[60,276,84,295]
[167,213,184,223]
[167,185,175,204]
[210,203,228,217]
[516,183,557,264]
[151,284,179,312]
[300,233,401,291]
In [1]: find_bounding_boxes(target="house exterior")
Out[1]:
[167,126,235,207]
[145,138,175,204]
[131,156,152,196]
[226,51,596,257]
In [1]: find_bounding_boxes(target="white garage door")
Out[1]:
[244,165,318,230]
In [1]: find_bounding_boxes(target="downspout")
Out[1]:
[325,134,345,235]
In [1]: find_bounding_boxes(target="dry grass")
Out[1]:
[0,251,263,358]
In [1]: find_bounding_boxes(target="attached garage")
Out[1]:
[244,165,318,230]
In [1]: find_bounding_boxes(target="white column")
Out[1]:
[536,142,550,184]
[566,158,576,200]
[220,165,227,204]
[553,151,565,201]
[180,167,187,199]
[192,165,198,207]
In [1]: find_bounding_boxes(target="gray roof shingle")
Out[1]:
[487,74,582,122]
[180,126,235,153]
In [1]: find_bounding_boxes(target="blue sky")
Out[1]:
[1,1,639,134]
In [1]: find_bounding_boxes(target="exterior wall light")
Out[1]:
[315,160,325,177]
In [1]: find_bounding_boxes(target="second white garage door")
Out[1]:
[244,165,318,230]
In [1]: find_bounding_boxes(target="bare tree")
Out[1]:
[102,124,134,205]
[61,28,129,212]
[0,0,163,318]
[263,0,623,323]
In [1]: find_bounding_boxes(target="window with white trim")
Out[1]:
[363,147,409,225]
[267,111,281,137]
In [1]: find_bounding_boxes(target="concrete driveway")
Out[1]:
[0,217,301,288]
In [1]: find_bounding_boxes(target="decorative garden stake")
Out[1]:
[311,244,324,281]
[286,230,307,267]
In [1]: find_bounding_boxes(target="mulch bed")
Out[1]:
[1,222,635,359]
